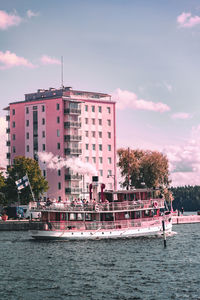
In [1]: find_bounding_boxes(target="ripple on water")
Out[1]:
[0,225,200,300]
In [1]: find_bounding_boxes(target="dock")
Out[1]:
[172,215,200,225]
[0,220,30,231]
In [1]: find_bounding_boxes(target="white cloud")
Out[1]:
[112,88,170,113]
[0,10,22,30]
[177,12,200,28]
[164,125,200,186]
[0,50,35,69]
[163,81,172,92]
[27,10,39,18]
[40,55,61,65]
[171,112,192,120]
[0,116,7,169]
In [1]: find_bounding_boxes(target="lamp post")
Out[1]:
[107,174,116,191]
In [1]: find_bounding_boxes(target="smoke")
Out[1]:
[38,151,97,175]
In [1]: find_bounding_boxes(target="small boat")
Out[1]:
[30,180,172,240]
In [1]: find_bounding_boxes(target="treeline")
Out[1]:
[171,186,200,212]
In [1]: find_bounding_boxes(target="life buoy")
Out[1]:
[153,201,158,208]
[95,204,99,212]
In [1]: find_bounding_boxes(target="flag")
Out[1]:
[15,175,29,190]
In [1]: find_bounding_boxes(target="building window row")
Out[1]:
[85,144,111,151]
[25,106,45,114]
[85,157,111,164]
[85,105,102,113]
[85,131,110,139]
[85,118,103,126]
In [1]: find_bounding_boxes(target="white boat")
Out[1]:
[30,181,172,240]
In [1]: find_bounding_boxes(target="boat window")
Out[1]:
[85,213,91,221]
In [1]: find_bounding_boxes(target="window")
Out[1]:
[99,131,102,138]
[107,119,111,126]
[92,131,95,138]
[99,170,103,176]
[92,157,96,163]
[99,144,102,151]
[12,121,15,128]
[108,157,112,164]
[12,134,16,140]
[58,170,61,176]
[57,103,60,110]
[26,107,29,114]
[12,109,15,115]
[42,105,45,112]
[108,132,111,139]
[26,132,29,139]
[98,119,102,126]
[85,156,89,162]
[43,170,46,177]
[85,118,88,124]
[58,182,61,190]
[92,119,95,125]
[26,145,29,152]
[42,118,45,125]
[13,146,16,153]
[92,144,96,151]
[57,129,60,137]
[108,145,111,151]
[57,143,60,150]
[33,106,37,110]
[98,106,102,113]
[57,116,60,124]
[108,170,112,176]
[85,131,88,137]
[99,157,103,164]
[85,105,88,112]
[86,144,89,150]
[42,131,45,138]
[107,107,111,114]
[92,106,95,112]
[42,144,46,151]
[26,120,29,127]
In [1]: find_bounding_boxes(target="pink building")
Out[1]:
[5,87,116,201]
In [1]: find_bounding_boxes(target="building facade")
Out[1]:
[5,87,116,201]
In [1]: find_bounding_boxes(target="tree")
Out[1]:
[118,148,170,189]
[0,172,6,206]
[4,156,49,205]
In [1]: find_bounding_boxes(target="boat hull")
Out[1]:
[30,221,172,240]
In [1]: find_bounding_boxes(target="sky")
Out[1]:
[1,0,200,186]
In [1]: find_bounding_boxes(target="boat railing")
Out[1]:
[35,198,165,212]
[31,216,169,231]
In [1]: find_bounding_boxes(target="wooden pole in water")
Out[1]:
[162,220,167,248]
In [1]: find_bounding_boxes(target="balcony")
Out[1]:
[6,115,10,121]
[6,141,10,146]
[64,122,81,128]
[64,148,82,155]
[65,174,82,181]
[65,187,82,194]
[64,108,81,115]
[64,135,82,142]
[6,153,10,159]
[6,128,10,134]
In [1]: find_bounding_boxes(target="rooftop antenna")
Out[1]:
[61,56,63,89]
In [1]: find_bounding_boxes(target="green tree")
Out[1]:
[0,172,6,206]
[118,148,170,189]
[4,156,49,205]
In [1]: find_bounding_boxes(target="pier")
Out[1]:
[172,215,200,225]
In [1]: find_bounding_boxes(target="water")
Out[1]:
[0,224,200,300]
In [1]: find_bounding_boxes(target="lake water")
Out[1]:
[0,224,200,300]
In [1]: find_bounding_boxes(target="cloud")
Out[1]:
[0,50,35,69]
[0,10,22,30]
[163,81,172,93]
[112,88,170,113]
[177,12,200,28]
[0,116,7,169]
[27,10,39,18]
[164,125,200,186]
[171,112,192,120]
[40,55,61,65]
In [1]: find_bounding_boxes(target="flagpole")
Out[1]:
[26,173,35,202]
